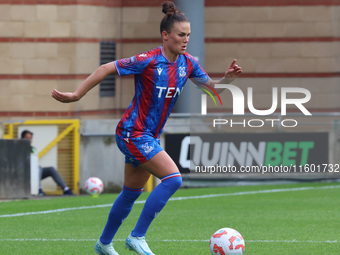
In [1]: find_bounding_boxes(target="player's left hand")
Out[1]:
[224,59,242,81]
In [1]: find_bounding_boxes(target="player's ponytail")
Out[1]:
[160,1,189,34]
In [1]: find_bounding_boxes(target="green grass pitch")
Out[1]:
[0,182,339,254]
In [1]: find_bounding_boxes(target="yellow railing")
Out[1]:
[144,176,153,192]
[3,119,80,195]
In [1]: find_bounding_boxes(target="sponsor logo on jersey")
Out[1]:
[156,86,184,98]
[128,157,136,164]
[157,67,163,75]
[120,56,136,66]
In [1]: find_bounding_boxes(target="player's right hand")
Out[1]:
[51,89,79,103]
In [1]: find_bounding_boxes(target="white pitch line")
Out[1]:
[0,238,337,244]
[246,240,338,244]
[0,185,339,218]
[0,204,113,218]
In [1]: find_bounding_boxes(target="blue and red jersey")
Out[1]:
[115,46,209,138]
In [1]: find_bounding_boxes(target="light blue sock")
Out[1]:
[100,186,143,244]
[131,173,182,237]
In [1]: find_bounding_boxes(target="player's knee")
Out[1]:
[122,186,143,202]
[172,175,182,189]
[162,174,182,191]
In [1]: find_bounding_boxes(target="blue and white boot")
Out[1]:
[95,239,119,255]
[125,234,155,255]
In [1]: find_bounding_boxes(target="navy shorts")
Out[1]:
[116,134,163,168]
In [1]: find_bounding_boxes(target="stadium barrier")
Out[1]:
[0,139,30,199]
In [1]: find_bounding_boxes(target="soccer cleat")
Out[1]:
[125,234,155,255]
[63,189,74,196]
[95,239,119,255]
[38,189,46,196]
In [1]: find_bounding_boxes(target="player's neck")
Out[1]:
[162,46,178,63]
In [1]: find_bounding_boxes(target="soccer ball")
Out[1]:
[84,177,104,196]
[209,228,245,255]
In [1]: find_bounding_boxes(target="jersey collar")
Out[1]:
[161,46,179,64]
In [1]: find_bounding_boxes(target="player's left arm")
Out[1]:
[206,59,242,94]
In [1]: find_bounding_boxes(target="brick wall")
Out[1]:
[0,0,339,119]
[0,3,121,119]
[204,4,340,112]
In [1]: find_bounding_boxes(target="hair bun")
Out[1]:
[162,1,178,15]
[160,1,188,34]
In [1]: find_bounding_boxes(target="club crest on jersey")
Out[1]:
[179,66,186,77]
[141,142,153,154]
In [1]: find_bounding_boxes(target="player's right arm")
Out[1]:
[51,62,117,103]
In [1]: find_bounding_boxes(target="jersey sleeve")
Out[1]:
[114,51,154,76]
[187,54,210,86]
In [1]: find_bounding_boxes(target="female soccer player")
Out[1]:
[52,2,242,254]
